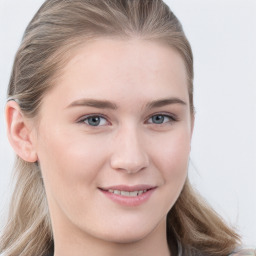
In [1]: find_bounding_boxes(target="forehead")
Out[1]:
[64,38,187,80]
[44,38,189,108]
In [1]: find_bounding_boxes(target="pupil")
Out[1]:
[88,117,100,126]
[153,115,164,124]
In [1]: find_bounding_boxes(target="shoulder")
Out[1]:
[229,248,256,255]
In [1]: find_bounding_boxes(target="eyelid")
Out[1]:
[145,112,178,123]
[77,114,110,125]
[76,112,178,126]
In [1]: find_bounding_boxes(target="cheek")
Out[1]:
[36,128,113,222]
[36,126,108,195]
[151,129,191,184]
[144,130,191,216]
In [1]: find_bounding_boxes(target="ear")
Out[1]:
[5,100,38,163]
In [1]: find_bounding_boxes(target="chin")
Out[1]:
[104,230,150,244]
[99,219,163,244]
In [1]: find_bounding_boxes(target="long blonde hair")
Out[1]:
[1,1,240,255]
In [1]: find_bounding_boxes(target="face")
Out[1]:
[33,39,193,244]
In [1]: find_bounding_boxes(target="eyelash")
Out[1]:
[147,113,177,125]
[78,114,109,126]
[77,113,178,127]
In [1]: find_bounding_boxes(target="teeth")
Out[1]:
[129,191,138,196]
[108,189,148,197]
[120,191,129,196]
[114,190,121,195]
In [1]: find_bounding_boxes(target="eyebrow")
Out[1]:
[146,97,187,109]
[67,98,118,110]
[66,97,186,110]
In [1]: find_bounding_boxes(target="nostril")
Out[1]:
[110,158,149,174]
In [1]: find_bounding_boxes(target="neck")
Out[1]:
[52,218,172,256]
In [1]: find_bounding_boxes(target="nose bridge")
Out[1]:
[110,123,149,173]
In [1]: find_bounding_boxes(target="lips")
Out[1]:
[105,189,147,197]
[99,185,155,195]
[98,185,156,206]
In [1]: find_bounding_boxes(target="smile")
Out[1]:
[104,189,148,197]
[99,185,156,206]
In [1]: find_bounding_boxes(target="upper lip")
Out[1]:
[99,184,156,192]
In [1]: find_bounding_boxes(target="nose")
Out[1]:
[110,126,149,174]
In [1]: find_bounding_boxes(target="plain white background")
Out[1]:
[0,0,255,246]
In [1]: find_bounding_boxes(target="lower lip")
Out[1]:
[99,188,156,207]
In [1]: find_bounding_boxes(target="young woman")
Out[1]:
[0,1,254,256]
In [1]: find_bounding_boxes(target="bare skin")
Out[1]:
[6,39,193,256]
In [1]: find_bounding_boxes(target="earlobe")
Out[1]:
[5,100,38,163]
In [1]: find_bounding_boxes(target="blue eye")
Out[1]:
[148,114,173,124]
[81,116,108,126]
